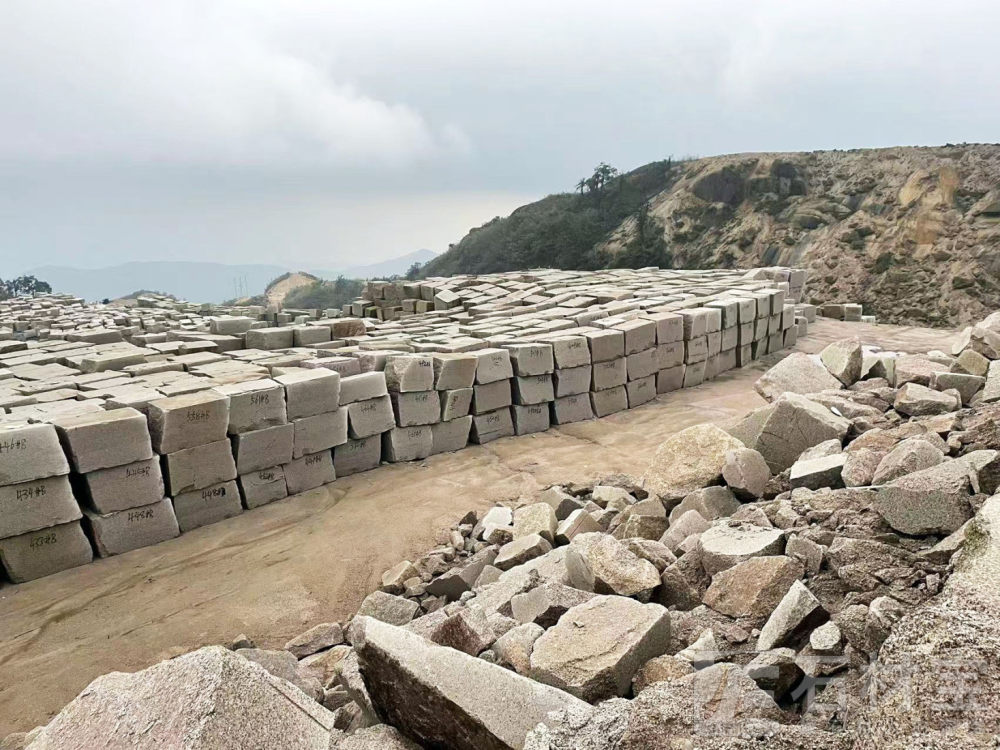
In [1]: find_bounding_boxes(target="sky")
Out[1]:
[2,0,998,273]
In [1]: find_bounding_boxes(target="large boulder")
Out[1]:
[721,447,771,500]
[697,522,786,575]
[754,352,843,401]
[351,616,589,750]
[855,495,1000,748]
[529,596,671,702]
[873,459,976,535]
[643,424,745,503]
[728,393,850,472]
[565,532,660,600]
[893,382,959,417]
[871,437,945,485]
[819,338,863,386]
[25,646,334,749]
[757,580,827,650]
[702,555,803,621]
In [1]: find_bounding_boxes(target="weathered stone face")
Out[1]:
[874,459,975,535]
[819,337,863,386]
[643,423,745,502]
[565,532,661,600]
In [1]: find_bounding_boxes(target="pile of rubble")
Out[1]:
[0,268,815,582]
[11,312,1000,748]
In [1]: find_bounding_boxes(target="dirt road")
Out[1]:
[0,319,957,734]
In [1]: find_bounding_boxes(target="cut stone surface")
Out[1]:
[513,502,558,542]
[338,372,388,405]
[84,498,180,557]
[820,337,863,386]
[50,407,152,473]
[431,353,478,390]
[333,435,381,477]
[874,459,976,535]
[565,532,660,599]
[0,422,70,485]
[728,392,850,472]
[238,466,288,509]
[0,475,80,539]
[351,616,589,750]
[163,439,237,495]
[529,595,671,702]
[24,646,333,749]
[789,453,847,490]
[470,408,515,444]
[80,457,165,513]
[643,423,745,502]
[430,415,472,455]
[660,509,711,554]
[347,396,395,439]
[554,509,602,545]
[703,555,803,620]
[214,378,287,434]
[147,391,229,454]
[0,520,93,583]
[284,451,336,495]
[721,447,771,499]
[172,480,242,532]
[384,354,434,392]
[291,411,346,459]
[698,522,786,575]
[276,369,341,419]
[757,579,827,650]
[754,352,842,401]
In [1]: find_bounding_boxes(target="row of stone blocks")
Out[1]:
[0,301,802,583]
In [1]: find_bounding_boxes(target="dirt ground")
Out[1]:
[0,319,958,735]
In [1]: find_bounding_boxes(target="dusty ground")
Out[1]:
[0,319,958,734]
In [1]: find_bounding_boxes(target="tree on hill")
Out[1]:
[0,275,51,300]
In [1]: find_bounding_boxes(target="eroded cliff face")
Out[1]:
[601,145,1000,326]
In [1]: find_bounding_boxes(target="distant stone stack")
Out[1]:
[148,391,242,533]
[52,407,179,558]
[0,422,91,582]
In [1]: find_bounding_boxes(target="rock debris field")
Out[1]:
[0,267,808,583]
[8,269,1000,748]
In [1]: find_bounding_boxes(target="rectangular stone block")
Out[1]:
[0,475,80,539]
[590,385,627,417]
[385,354,434,392]
[0,520,93,583]
[680,309,709,338]
[472,380,512,415]
[84,498,180,557]
[238,466,288,509]
[704,354,720,381]
[163,439,238,495]
[430,415,472,455]
[768,332,784,352]
[506,343,555,376]
[339,372,388,405]
[470,408,515,444]
[80,457,165,514]
[717,348,737,373]
[684,336,708,364]
[656,342,684,370]
[172,480,243,532]
[553,365,591,397]
[334,435,381,476]
[475,348,514,384]
[347,396,395,438]
[721,326,739,351]
[626,348,658,380]
[0,422,70,484]
[51,407,152,474]
[440,388,473,421]
[734,298,757,324]
[245,327,294,350]
[583,329,624,363]
[614,319,656,355]
[551,394,594,425]
[513,375,554,405]
[383,425,433,462]
[283,451,336,494]
[783,325,798,348]
[591,358,626,391]
[707,331,722,357]
[293,326,331,346]
[738,322,754,346]
[214,379,287,434]
[754,317,769,340]
[431,353,478,390]
[767,314,781,335]
[391,390,440,426]
[147,391,230,454]
[276,370,340,419]
[705,299,739,328]
[645,312,683,344]
[656,366,685,394]
[737,344,754,367]
[683,360,707,387]
[290,411,345,460]
[548,336,591,369]
[512,403,550,435]
[626,375,656,408]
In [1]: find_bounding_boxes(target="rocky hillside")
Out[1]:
[431,145,1000,327]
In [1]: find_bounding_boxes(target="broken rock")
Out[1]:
[643,423,745,503]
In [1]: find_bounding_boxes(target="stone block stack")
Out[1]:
[148,391,241,532]
[505,343,555,435]
[335,371,391,477]
[275,370,340,494]
[470,348,515,444]
[542,334,594,425]
[52,407,179,557]
[383,354,438,462]
[0,421,91,582]
[429,353,476,454]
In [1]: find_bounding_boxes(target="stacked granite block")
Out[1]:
[383,354,438,462]
[0,422,91,582]
[335,371,391,476]
[274,370,340,494]
[470,348,514,444]
[148,390,241,532]
[52,407,179,557]
[430,353,476,454]
[506,342,555,435]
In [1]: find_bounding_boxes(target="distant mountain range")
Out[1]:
[27,249,437,302]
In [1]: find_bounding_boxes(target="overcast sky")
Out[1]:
[2,0,998,273]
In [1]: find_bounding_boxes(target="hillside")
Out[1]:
[427,145,1000,327]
